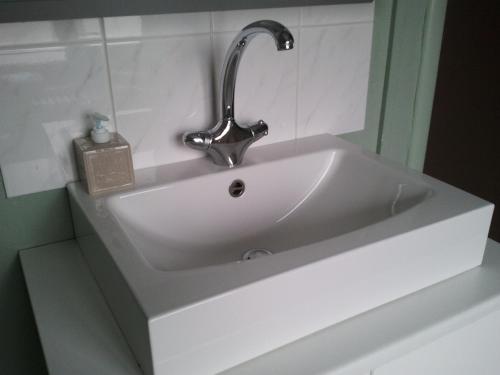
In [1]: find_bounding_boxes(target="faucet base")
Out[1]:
[184,118,268,168]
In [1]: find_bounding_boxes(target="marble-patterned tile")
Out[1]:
[0,19,102,48]
[212,29,299,146]
[301,2,374,26]
[104,12,211,39]
[212,7,300,33]
[0,44,113,197]
[297,23,373,137]
[107,35,213,169]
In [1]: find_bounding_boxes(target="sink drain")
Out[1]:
[229,179,245,197]
[241,249,273,261]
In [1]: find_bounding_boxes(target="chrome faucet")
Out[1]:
[183,20,294,167]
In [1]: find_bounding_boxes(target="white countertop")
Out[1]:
[21,239,500,375]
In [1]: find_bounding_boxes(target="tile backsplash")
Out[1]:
[0,3,373,197]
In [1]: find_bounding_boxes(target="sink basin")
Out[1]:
[68,134,493,375]
[108,145,429,271]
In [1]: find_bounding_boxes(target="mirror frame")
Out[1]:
[0,0,373,24]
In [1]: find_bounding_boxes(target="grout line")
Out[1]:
[207,20,371,37]
[300,20,374,30]
[209,12,218,120]
[0,39,104,52]
[104,31,212,45]
[99,18,119,133]
[0,22,372,49]
[211,30,246,36]
[294,10,303,140]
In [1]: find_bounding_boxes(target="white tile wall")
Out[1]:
[107,36,213,169]
[0,43,113,196]
[104,12,211,39]
[298,22,373,137]
[0,3,373,197]
[211,7,301,32]
[301,3,375,25]
[0,18,102,47]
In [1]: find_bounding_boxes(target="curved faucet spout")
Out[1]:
[221,20,294,119]
[183,20,294,167]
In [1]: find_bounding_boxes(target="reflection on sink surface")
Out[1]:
[68,134,493,375]
[108,148,430,271]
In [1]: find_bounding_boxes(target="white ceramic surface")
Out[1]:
[0,3,373,197]
[104,12,211,39]
[0,18,102,47]
[301,2,375,26]
[211,7,300,33]
[68,135,493,375]
[106,35,213,169]
[298,22,373,137]
[109,147,429,271]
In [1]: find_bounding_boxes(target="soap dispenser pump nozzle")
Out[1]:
[90,112,111,144]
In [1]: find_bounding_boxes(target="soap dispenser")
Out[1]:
[74,113,134,195]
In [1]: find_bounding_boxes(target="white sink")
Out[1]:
[68,134,493,375]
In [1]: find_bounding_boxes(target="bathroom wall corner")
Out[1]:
[0,168,6,199]
[340,0,395,153]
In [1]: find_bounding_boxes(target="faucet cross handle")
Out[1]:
[184,119,268,167]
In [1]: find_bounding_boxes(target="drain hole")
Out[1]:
[241,249,273,261]
[229,179,245,197]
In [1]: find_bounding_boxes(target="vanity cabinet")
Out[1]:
[0,0,372,23]
[374,310,500,375]
[21,240,500,375]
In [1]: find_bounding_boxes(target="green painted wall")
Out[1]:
[377,0,447,170]
[342,0,447,172]
[341,0,395,152]
[0,171,74,375]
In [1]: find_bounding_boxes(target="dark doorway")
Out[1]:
[424,0,500,241]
